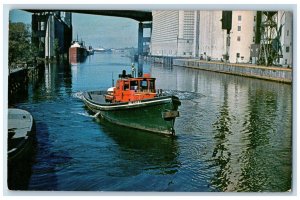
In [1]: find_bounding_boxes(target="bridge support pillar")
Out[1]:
[137,22,152,77]
[45,14,55,60]
[138,22,144,77]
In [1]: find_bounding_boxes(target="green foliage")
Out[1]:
[9,22,38,66]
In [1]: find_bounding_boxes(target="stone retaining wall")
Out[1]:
[173,59,292,83]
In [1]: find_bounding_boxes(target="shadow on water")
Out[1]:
[95,117,181,177]
[7,134,37,190]
[28,121,72,190]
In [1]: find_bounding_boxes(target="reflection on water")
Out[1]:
[11,53,292,191]
[210,83,233,191]
[236,87,292,192]
[151,64,292,192]
[98,118,180,177]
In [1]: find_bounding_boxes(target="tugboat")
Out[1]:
[82,70,181,135]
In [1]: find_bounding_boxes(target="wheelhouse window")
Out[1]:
[140,80,148,90]
[149,80,155,92]
[130,80,138,90]
[124,82,129,90]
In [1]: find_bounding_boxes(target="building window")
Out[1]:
[254,16,256,22]
[237,36,241,41]
[287,30,289,36]
[253,26,256,32]
[238,15,242,21]
[253,37,255,42]
[286,46,290,52]
[285,59,287,65]
[238,26,241,31]
[236,53,240,58]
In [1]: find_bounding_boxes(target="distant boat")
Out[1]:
[82,70,181,135]
[8,108,35,163]
[69,41,88,64]
[87,46,94,55]
[94,47,106,52]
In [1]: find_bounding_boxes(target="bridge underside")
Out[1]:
[26,10,152,22]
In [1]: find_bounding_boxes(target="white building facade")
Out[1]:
[198,11,227,61]
[151,11,195,57]
[228,11,256,63]
[150,10,293,67]
[278,11,293,67]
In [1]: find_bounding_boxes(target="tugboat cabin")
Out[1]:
[105,70,156,103]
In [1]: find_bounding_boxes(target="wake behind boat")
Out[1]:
[82,70,181,135]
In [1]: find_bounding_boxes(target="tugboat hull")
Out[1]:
[83,91,180,135]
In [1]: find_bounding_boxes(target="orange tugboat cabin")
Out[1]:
[105,70,157,103]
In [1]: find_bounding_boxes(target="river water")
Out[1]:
[12,53,292,192]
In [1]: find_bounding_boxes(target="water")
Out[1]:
[12,53,292,192]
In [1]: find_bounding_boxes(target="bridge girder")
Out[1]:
[25,10,152,22]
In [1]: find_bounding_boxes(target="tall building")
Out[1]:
[151,11,195,57]
[277,11,292,67]
[198,11,227,61]
[228,11,256,63]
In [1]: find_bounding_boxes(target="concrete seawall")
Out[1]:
[173,59,292,83]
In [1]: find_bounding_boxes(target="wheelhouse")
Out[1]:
[105,72,157,103]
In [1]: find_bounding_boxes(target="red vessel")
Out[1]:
[68,41,87,64]
[82,70,181,135]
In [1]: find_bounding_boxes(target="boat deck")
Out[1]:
[8,109,33,139]
[88,92,107,104]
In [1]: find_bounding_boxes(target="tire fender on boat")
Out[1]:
[162,110,179,120]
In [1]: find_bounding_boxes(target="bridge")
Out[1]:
[26,10,152,21]
[27,10,153,75]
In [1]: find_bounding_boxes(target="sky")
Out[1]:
[9,9,139,49]
[72,13,138,49]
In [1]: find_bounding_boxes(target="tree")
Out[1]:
[9,22,38,67]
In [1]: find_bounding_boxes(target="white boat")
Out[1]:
[8,108,35,162]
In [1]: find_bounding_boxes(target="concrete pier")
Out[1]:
[173,59,292,83]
